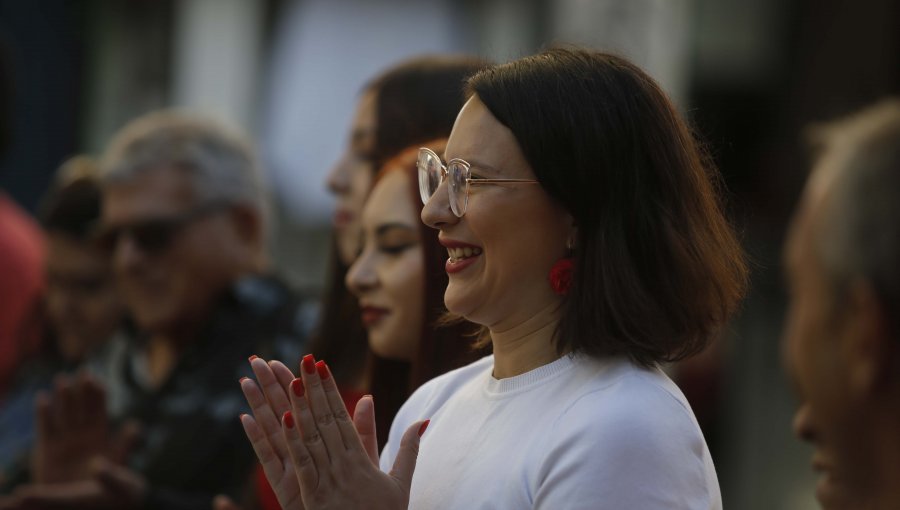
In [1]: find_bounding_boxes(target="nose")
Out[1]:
[421,180,458,230]
[326,153,351,195]
[792,403,816,443]
[345,248,378,297]
[113,232,147,275]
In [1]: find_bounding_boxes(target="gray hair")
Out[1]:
[810,98,900,315]
[100,110,270,232]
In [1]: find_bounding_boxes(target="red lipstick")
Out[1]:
[360,305,390,327]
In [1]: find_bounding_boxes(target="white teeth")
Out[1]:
[447,246,482,261]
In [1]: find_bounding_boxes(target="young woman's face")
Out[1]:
[327,90,377,266]
[346,170,424,360]
[421,96,573,329]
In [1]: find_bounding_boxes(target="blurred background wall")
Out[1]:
[1,1,898,508]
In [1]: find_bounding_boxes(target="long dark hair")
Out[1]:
[367,143,485,448]
[467,47,748,367]
[309,55,488,393]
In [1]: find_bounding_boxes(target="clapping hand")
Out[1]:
[0,373,145,509]
[239,355,428,510]
[31,373,139,484]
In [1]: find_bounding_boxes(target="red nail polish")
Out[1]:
[316,360,330,380]
[290,378,304,397]
[248,355,258,362]
[418,419,430,437]
[283,411,294,429]
[302,354,315,374]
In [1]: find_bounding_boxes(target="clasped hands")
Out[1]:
[237,355,428,510]
[0,374,143,510]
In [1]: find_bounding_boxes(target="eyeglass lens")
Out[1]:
[417,149,468,217]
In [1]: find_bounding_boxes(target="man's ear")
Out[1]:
[844,279,894,397]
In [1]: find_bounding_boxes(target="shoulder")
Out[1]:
[554,357,704,455]
[532,357,718,508]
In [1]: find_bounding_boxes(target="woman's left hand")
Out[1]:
[241,355,428,510]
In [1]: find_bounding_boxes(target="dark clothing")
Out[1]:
[110,274,313,510]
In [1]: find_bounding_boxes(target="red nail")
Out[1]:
[248,355,258,362]
[283,411,294,429]
[302,354,316,374]
[315,360,330,380]
[290,378,304,397]
[239,376,249,384]
[418,419,430,437]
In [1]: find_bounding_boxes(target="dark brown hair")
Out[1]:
[310,55,488,392]
[467,47,748,367]
[367,143,485,447]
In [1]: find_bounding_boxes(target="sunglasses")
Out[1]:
[94,200,231,255]
[417,147,538,217]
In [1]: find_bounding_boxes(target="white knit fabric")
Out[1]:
[380,353,722,510]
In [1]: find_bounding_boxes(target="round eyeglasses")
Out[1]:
[417,147,539,217]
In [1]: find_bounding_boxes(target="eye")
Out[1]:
[378,242,415,255]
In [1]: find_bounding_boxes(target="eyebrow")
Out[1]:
[375,222,417,237]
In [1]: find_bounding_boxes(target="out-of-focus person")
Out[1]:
[236,142,483,509]
[0,111,312,510]
[783,98,900,510]
[0,156,125,484]
[313,55,488,408]
[0,190,44,397]
[345,142,484,447]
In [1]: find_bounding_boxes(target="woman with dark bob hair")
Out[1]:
[239,47,747,509]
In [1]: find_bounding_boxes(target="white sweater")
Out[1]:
[380,353,721,510]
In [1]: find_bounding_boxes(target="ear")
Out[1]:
[843,279,894,396]
[228,204,264,246]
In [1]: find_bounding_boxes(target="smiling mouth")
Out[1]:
[447,246,482,262]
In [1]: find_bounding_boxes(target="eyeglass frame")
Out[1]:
[417,147,539,217]
[92,199,234,255]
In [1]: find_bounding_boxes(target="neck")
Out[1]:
[488,300,566,379]
[144,334,185,389]
[868,402,900,508]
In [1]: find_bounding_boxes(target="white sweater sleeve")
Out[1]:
[533,382,719,510]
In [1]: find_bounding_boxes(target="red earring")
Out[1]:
[548,257,574,296]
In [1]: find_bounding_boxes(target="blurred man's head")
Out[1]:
[99,111,268,339]
[783,99,900,509]
[41,156,123,362]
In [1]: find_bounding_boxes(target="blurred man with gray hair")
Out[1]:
[2,111,311,509]
[783,99,900,510]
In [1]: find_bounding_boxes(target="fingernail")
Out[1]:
[239,413,248,421]
[239,376,249,384]
[418,419,430,437]
[302,354,316,374]
[283,411,294,429]
[248,355,258,362]
[316,360,330,380]
[290,378,304,397]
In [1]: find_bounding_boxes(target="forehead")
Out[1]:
[352,90,377,129]
[445,96,530,177]
[362,170,417,228]
[102,166,196,222]
[785,164,837,278]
